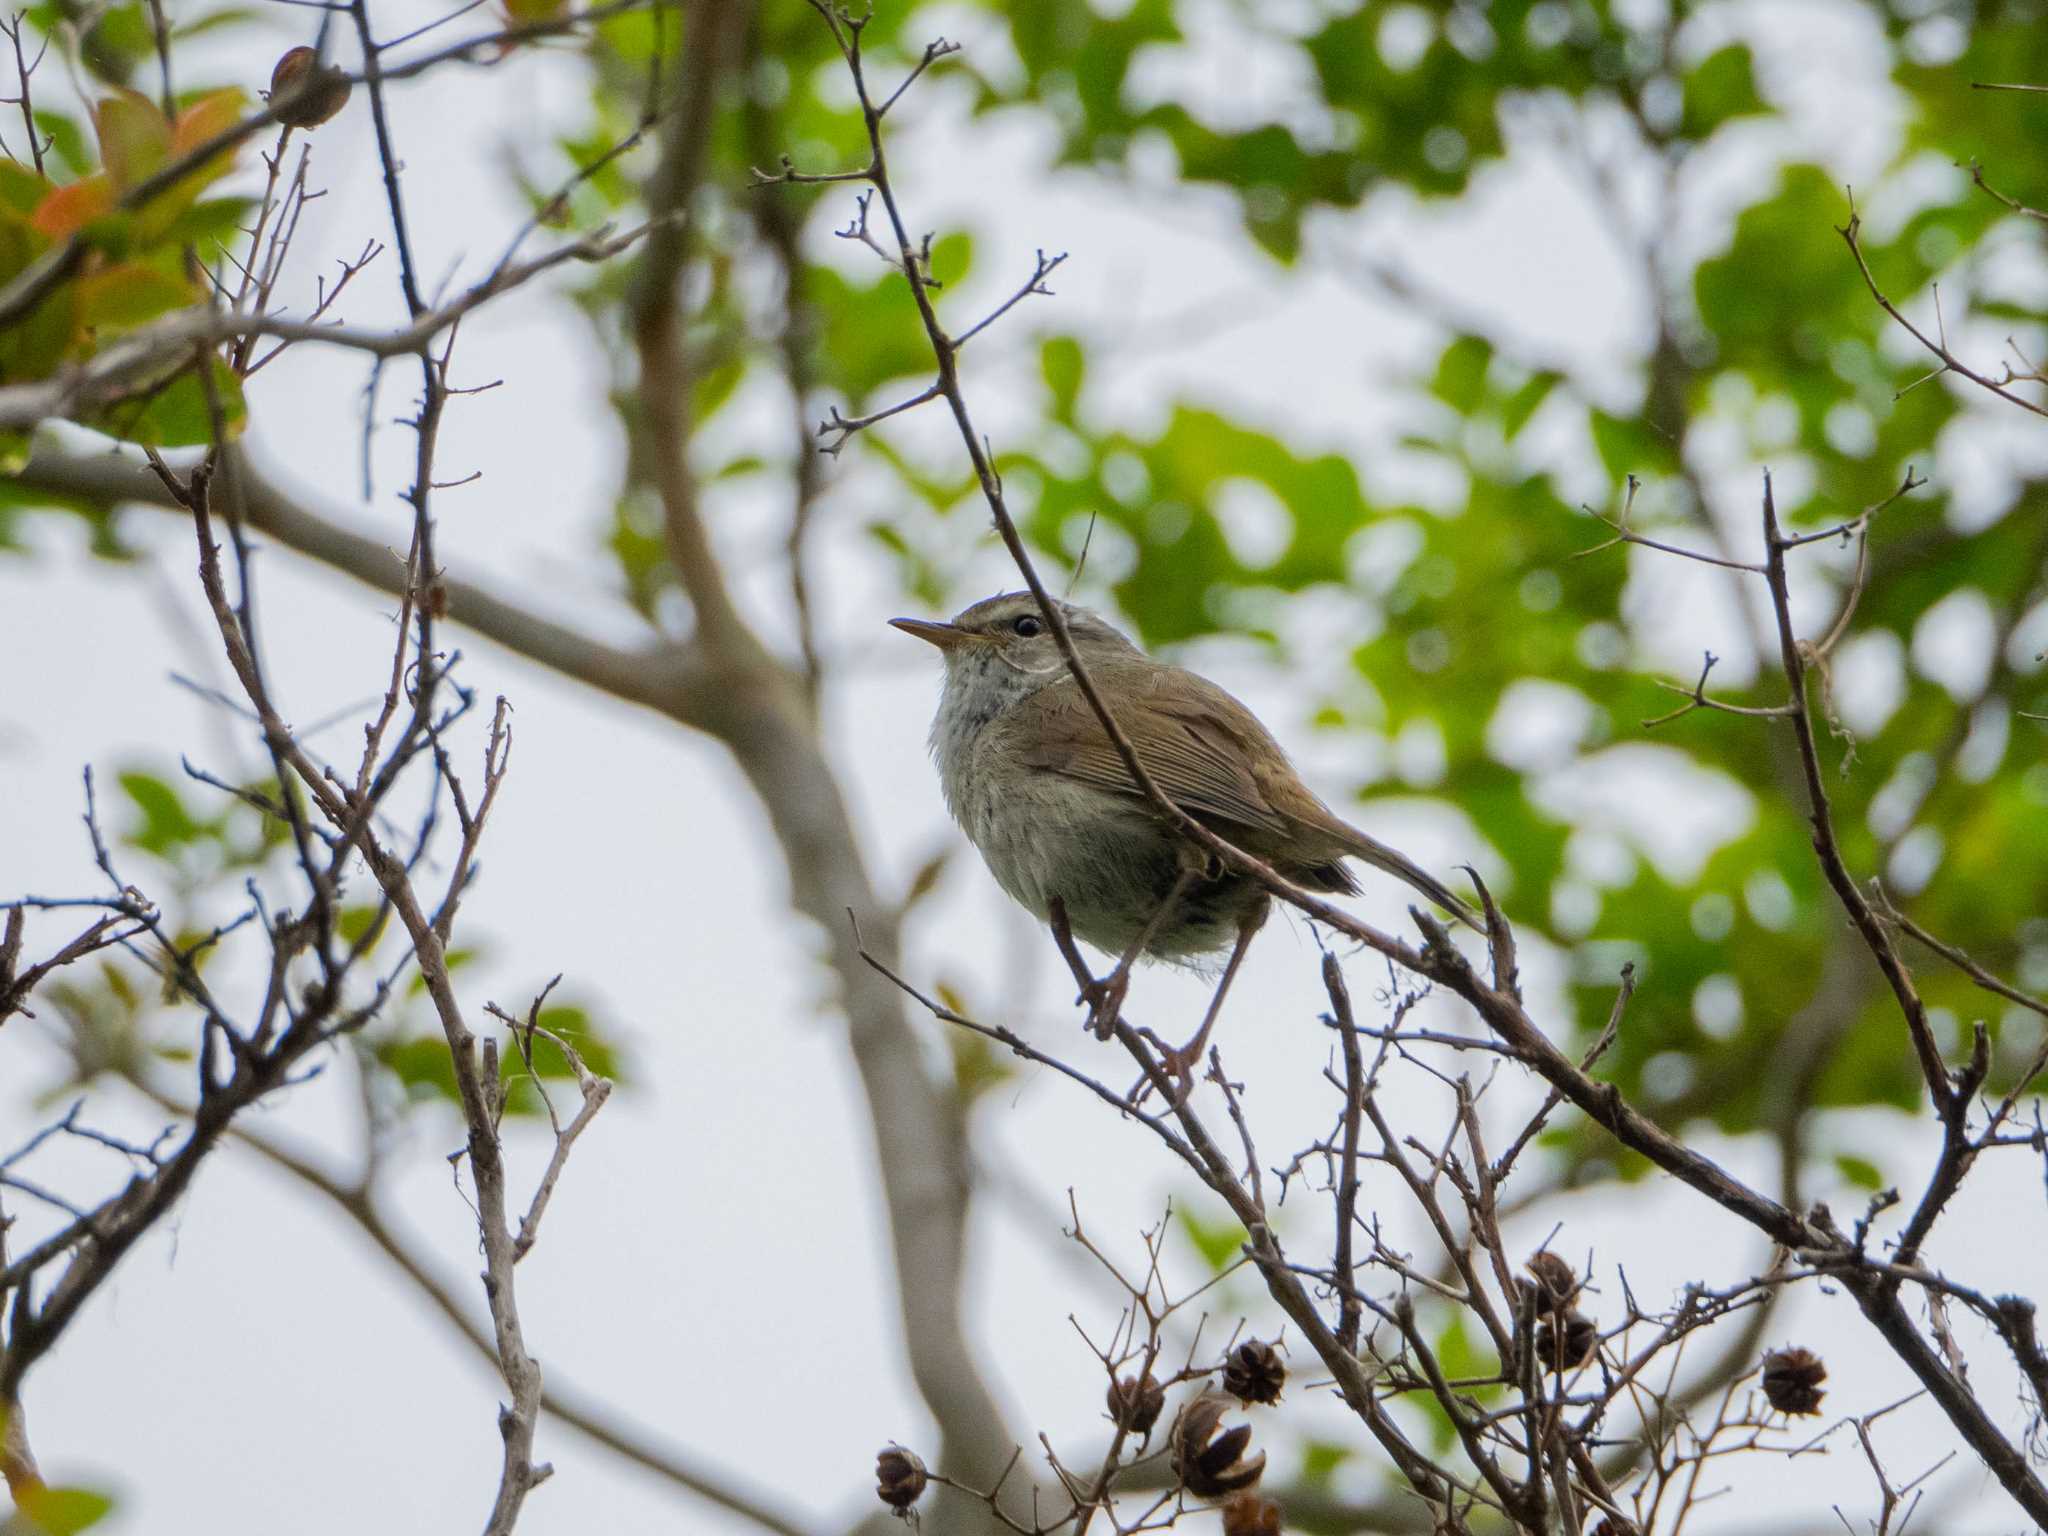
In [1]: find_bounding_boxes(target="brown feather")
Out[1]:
[999,658,1477,923]
[1001,663,1343,858]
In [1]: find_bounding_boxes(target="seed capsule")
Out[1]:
[1222,1338,1286,1406]
[1106,1372,1165,1435]
[874,1444,927,1510]
[269,47,351,129]
[1760,1347,1828,1416]
[1220,1490,1282,1536]
[1524,1250,1579,1314]
[1534,1310,1599,1371]
[1173,1393,1266,1498]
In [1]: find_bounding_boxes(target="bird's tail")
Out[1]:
[1336,824,1485,934]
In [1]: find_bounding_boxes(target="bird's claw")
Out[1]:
[1077,969,1130,1041]
[1126,1039,1199,1109]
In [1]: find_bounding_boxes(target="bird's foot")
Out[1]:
[1077,967,1130,1041]
[1126,1032,1201,1109]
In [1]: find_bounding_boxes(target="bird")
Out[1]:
[891,590,1478,1082]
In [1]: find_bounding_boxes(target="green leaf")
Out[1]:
[373,1035,463,1106]
[595,1,669,62]
[1430,334,1493,414]
[75,261,194,331]
[156,194,254,252]
[606,494,668,617]
[927,229,972,288]
[0,161,50,216]
[947,1025,1013,1105]
[1834,1153,1884,1191]
[84,356,247,447]
[407,946,477,996]
[1299,1440,1350,1488]
[1681,44,1766,140]
[0,429,30,474]
[1178,1207,1246,1274]
[0,215,41,296]
[337,905,388,952]
[1041,335,1084,420]
[94,88,171,192]
[528,1003,622,1080]
[17,1483,116,1535]
[171,7,261,40]
[375,998,625,1117]
[1434,1309,1495,1386]
[80,2,154,84]
[118,770,210,856]
[1695,165,1879,375]
[1588,408,1678,481]
[35,111,93,179]
[692,352,746,423]
[1501,370,1562,439]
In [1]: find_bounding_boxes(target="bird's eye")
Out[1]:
[1011,615,1043,638]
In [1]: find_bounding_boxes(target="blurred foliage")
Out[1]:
[0,70,253,465]
[565,0,2048,1191]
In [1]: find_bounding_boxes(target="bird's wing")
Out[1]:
[1002,665,1296,839]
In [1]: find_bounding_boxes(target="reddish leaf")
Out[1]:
[170,86,247,157]
[30,174,114,239]
[128,87,254,235]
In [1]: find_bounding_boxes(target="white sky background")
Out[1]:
[2,0,2045,1532]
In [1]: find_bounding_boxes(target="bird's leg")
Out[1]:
[1132,897,1267,1106]
[1076,866,1197,1040]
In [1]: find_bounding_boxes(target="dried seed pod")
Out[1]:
[1760,1346,1828,1417]
[1106,1372,1166,1435]
[1534,1310,1599,1370]
[1222,1338,1286,1406]
[1173,1392,1267,1498]
[1220,1490,1283,1536]
[1524,1250,1578,1314]
[1590,1520,1639,1536]
[874,1444,927,1510]
[269,46,352,129]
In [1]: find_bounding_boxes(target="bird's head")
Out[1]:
[890,591,1136,681]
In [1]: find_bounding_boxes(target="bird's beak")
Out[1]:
[889,617,970,652]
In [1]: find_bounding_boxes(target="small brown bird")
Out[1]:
[893,591,1477,1075]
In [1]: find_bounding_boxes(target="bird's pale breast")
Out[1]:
[955,730,1257,960]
